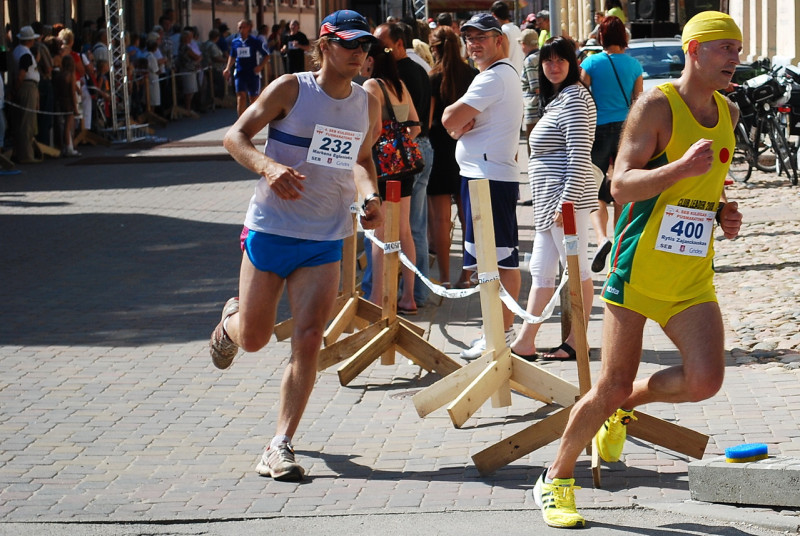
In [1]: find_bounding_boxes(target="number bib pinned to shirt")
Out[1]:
[307,124,364,170]
[236,47,251,58]
[654,204,715,258]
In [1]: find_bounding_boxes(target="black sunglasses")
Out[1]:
[329,37,372,52]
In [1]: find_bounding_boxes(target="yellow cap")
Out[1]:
[681,10,742,52]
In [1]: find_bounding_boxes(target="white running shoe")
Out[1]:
[460,329,515,360]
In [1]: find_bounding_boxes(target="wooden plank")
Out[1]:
[467,180,507,367]
[317,318,388,371]
[380,183,401,366]
[412,350,497,418]
[468,180,513,409]
[35,141,61,158]
[354,298,424,336]
[566,248,592,396]
[342,212,358,297]
[510,356,580,407]
[447,350,513,428]
[396,324,461,376]
[627,411,709,460]
[471,406,574,476]
[338,322,399,385]
[322,296,358,346]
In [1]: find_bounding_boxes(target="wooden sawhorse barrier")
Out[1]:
[411,180,580,424]
[413,181,709,487]
[276,180,461,386]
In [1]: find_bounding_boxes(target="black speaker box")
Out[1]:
[684,0,721,20]
[630,0,670,21]
[630,21,681,39]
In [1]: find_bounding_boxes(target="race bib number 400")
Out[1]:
[306,125,364,170]
[654,204,714,257]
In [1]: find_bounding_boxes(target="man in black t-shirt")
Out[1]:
[374,22,433,307]
[281,20,309,74]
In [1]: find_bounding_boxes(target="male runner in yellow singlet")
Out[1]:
[533,11,744,528]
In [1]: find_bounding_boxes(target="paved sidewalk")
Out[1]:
[0,110,798,532]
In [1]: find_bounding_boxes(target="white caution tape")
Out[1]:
[383,240,401,253]
[362,231,572,325]
[477,271,500,284]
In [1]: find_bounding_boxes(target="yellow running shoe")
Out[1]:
[596,408,637,462]
[533,469,585,528]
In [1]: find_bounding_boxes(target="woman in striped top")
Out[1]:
[510,36,598,361]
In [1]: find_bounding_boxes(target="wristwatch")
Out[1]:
[362,193,382,211]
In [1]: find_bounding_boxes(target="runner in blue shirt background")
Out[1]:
[223,19,271,116]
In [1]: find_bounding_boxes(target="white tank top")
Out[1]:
[245,71,370,241]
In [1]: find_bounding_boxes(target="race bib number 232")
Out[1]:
[306,125,364,170]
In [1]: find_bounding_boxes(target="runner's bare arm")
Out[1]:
[355,92,384,230]
[612,90,716,204]
[223,74,306,201]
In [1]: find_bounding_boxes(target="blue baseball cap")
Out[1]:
[319,10,376,41]
[461,13,503,34]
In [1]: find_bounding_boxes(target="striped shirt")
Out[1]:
[528,83,598,231]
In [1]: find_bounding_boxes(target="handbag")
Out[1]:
[372,79,424,181]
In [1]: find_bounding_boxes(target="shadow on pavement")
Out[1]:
[0,212,263,346]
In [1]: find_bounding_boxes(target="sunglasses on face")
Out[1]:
[462,34,492,44]
[329,37,372,52]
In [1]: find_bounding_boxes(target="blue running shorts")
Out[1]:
[234,74,261,97]
[244,230,343,278]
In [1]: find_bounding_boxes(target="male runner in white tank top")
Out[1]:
[209,10,383,481]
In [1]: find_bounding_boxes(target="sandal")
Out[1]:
[541,342,576,361]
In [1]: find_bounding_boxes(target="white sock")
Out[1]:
[544,468,554,484]
[270,435,291,449]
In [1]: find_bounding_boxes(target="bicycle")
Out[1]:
[725,65,799,185]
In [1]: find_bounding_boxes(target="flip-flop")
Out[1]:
[511,351,539,362]
[396,305,418,316]
[541,342,576,361]
[591,239,612,273]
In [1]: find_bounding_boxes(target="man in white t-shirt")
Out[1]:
[442,12,523,359]
[491,0,523,74]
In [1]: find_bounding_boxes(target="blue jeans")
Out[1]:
[410,137,433,305]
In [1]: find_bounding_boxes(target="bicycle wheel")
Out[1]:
[728,123,753,183]
[768,116,798,184]
[753,115,778,173]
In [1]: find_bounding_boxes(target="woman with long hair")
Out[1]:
[427,26,478,289]
[511,36,597,361]
[581,15,643,272]
[363,44,422,315]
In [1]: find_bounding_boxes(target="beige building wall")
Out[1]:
[552,0,800,67]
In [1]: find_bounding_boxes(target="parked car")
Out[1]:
[577,37,684,92]
[625,37,685,91]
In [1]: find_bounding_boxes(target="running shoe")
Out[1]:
[256,442,305,481]
[533,469,585,528]
[460,329,515,360]
[596,408,637,462]
[209,297,239,369]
